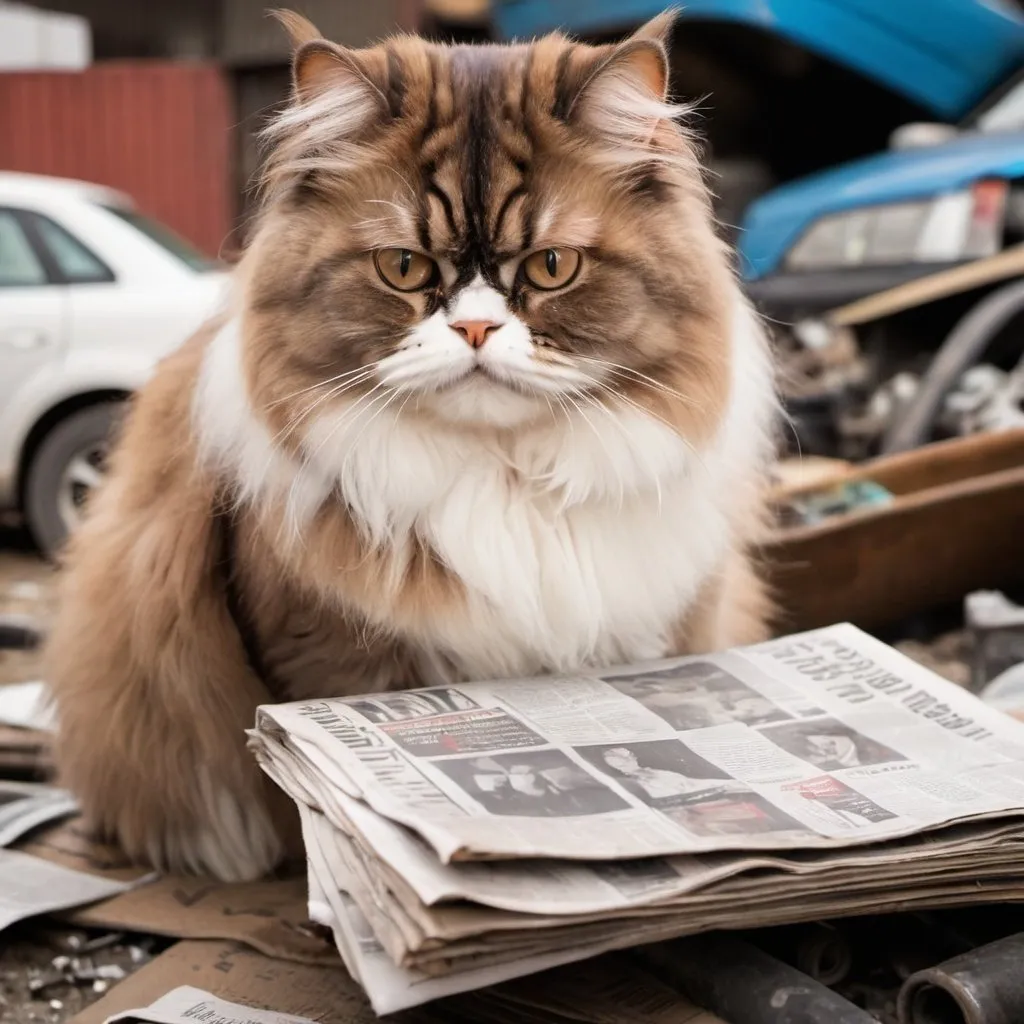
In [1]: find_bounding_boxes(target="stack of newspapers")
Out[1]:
[249,623,1024,1014]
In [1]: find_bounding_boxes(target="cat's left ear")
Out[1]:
[629,8,678,49]
[569,12,677,148]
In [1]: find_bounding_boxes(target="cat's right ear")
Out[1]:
[270,9,387,110]
[291,40,389,108]
[269,9,321,48]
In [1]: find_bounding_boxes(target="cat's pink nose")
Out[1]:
[451,320,500,349]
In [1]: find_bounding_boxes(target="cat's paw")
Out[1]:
[135,774,284,882]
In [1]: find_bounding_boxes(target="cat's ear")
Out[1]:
[568,13,682,161]
[291,40,389,109]
[577,38,671,138]
[261,18,392,197]
[572,36,671,123]
[269,9,321,48]
[269,8,388,112]
[628,8,678,48]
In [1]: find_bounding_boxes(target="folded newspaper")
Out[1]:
[249,623,1024,1014]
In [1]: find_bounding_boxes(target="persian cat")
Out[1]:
[47,10,776,880]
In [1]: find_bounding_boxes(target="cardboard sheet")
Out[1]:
[70,940,726,1024]
[68,942,380,1024]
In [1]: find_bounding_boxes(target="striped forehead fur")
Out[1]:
[256,29,700,208]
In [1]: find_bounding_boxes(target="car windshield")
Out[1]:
[100,205,217,271]
[971,74,1024,134]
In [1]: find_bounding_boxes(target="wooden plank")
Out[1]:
[828,244,1024,327]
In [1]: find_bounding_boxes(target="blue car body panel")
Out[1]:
[493,0,1024,119]
[739,130,1024,279]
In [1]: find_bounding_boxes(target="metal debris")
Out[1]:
[3,925,162,1024]
[940,360,1024,438]
[964,590,1024,691]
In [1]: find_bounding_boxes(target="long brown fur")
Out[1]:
[47,12,774,880]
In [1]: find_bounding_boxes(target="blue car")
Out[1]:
[741,70,1024,319]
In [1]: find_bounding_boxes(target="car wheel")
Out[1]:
[24,403,124,561]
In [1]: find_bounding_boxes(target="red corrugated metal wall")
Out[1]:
[0,62,233,258]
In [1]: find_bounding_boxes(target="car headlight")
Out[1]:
[785,180,1007,271]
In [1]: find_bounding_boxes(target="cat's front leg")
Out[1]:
[672,550,773,655]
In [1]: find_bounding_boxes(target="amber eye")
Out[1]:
[520,247,582,290]
[374,248,437,292]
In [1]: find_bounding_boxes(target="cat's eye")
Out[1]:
[520,247,582,290]
[374,248,438,292]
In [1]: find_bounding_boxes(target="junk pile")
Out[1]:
[779,245,1024,461]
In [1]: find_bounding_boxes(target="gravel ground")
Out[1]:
[0,923,169,1024]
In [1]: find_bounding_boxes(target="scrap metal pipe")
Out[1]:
[898,931,1024,1024]
[642,934,875,1023]
[882,278,1024,454]
[793,923,853,987]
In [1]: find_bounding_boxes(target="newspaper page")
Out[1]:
[104,987,318,1024]
[252,623,1024,864]
[0,848,134,931]
[260,730,1024,923]
[0,680,55,732]
[0,781,77,846]
[307,797,1024,976]
[300,804,662,1015]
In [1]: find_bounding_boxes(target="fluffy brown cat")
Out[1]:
[46,10,777,881]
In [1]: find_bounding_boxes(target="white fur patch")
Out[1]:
[144,770,282,882]
[447,274,509,325]
[261,80,380,197]
[195,294,775,679]
[194,320,332,534]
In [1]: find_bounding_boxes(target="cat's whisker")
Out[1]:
[576,356,704,411]
[560,388,626,507]
[281,383,392,539]
[588,377,710,480]
[573,390,629,508]
[264,364,378,409]
[338,387,404,506]
[258,371,379,493]
[576,356,692,402]
[301,381,390,472]
[541,395,557,426]
[272,370,377,446]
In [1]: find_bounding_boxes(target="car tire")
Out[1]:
[24,403,124,562]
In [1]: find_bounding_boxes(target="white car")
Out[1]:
[0,172,228,557]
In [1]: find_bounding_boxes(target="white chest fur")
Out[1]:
[195,301,775,678]
[412,448,731,677]
[324,408,732,678]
